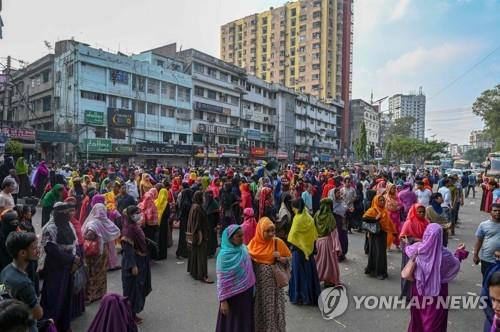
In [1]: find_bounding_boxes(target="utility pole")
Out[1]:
[2,55,11,125]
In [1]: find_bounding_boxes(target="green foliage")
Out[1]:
[390,116,416,137]
[354,122,367,161]
[472,84,500,150]
[464,147,491,164]
[385,135,448,164]
[4,140,23,157]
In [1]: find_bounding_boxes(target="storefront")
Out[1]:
[135,143,193,167]
[1,127,37,159]
[294,151,311,162]
[36,130,77,161]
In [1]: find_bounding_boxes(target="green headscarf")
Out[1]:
[41,184,64,208]
[314,198,336,237]
[15,157,28,175]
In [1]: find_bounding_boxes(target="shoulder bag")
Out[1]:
[272,239,291,288]
[362,220,381,234]
[401,250,418,281]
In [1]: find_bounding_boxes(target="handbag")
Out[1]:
[272,239,291,288]
[83,239,100,257]
[72,264,88,295]
[401,251,418,281]
[362,221,380,234]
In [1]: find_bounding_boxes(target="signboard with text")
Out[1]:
[108,108,135,128]
[84,111,104,125]
[81,139,112,153]
[0,127,36,141]
[136,143,193,156]
[197,123,241,137]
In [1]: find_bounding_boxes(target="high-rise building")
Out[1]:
[469,130,492,149]
[220,0,353,148]
[388,88,426,141]
[350,99,380,154]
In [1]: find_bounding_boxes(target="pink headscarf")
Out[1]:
[241,208,257,245]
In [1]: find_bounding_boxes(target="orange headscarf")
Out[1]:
[422,178,432,191]
[400,203,429,240]
[363,194,397,235]
[322,178,335,199]
[247,217,291,265]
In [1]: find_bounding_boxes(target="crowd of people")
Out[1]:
[0,155,498,332]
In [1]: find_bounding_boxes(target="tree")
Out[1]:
[4,140,23,157]
[464,147,490,163]
[390,116,415,137]
[384,135,448,164]
[354,122,367,161]
[472,84,500,150]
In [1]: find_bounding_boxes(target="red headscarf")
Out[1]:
[240,183,252,210]
[259,187,273,219]
[422,178,432,191]
[400,203,429,240]
[321,178,335,198]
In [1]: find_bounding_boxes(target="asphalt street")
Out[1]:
[31,194,488,332]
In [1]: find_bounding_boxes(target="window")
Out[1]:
[147,79,159,94]
[218,115,228,124]
[110,70,129,84]
[194,62,204,74]
[193,133,203,143]
[207,89,217,100]
[163,132,173,142]
[108,95,118,108]
[312,63,321,70]
[168,108,175,118]
[161,82,176,100]
[95,127,106,138]
[179,134,187,144]
[81,91,106,101]
[194,110,203,120]
[160,105,168,117]
[313,11,321,19]
[42,96,51,112]
[67,63,74,77]
[219,71,229,82]
[313,21,321,29]
[132,75,145,92]
[178,87,191,103]
[157,60,164,67]
[121,98,130,109]
[136,100,146,113]
[254,123,261,130]
[195,86,204,97]
[207,67,217,78]
[42,70,50,83]
[147,103,158,116]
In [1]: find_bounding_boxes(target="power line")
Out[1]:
[429,42,500,101]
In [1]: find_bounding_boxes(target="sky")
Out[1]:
[1,0,499,145]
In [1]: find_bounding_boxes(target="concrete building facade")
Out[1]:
[388,88,426,141]
[349,99,379,154]
[469,130,493,149]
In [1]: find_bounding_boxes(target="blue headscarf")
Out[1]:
[430,194,443,214]
[216,225,256,301]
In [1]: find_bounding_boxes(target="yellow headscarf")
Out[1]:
[155,188,169,224]
[104,191,116,211]
[287,209,318,259]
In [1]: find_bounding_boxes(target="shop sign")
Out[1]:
[108,108,134,128]
[197,123,241,137]
[112,144,135,154]
[246,129,261,141]
[36,130,75,143]
[320,154,331,162]
[294,151,310,160]
[136,143,193,155]
[276,151,289,160]
[261,132,274,142]
[0,127,36,141]
[217,146,240,157]
[250,147,267,157]
[82,139,112,153]
[325,129,337,138]
[84,110,104,125]
[194,102,223,114]
[194,146,217,158]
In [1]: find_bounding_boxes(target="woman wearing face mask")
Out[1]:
[121,206,152,325]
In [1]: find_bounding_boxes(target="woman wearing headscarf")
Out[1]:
[321,177,335,199]
[139,173,153,201]
[33,160,49,198]
[220,181,239,231]
[276,192,293,243]
[287,198,321,305]
[332,188,349,261]
[187,191,212,283]
[40,184,63,227]
[259,186,275,221]
[314,198,341,287]
[86,293,138,332]
[203,189,220,257]
[362,194,397,280]
[139,188,159,260]
[384,183,403,249]
[15,157,30,198]
[69,177,85,217]
[39,202,80,332]
[398,182,417,221]
[247,217,291,332]
[215,224,256,332]
[405,224,468,331]
[176,183,192,260]
[121,206,152,325]
[399,203,429,301]
[209,178,221,200]
[426,192,450,247]
[240,182,252,211]
[241,207,257,245]
[82,203,120,304]
[422,178,433,192]
[155,188,169,260]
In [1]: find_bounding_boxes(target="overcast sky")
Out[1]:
[1,0,499,145]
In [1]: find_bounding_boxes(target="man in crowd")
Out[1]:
[414,180,432,207]
[474,203,500,279]
[0,179,16,213]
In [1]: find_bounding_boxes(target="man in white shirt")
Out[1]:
[3,169,19,205]
[414,180,432,207]
[438,179,452,220]
[0,178,16,213]
[125,172,139,201]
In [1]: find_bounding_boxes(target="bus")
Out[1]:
[453,159,470,169]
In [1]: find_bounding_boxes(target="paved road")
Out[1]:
[32,195,487,331]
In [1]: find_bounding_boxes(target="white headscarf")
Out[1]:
[82,203,120,254]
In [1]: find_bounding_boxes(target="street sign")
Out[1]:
[82,139,112,153]
[36,130,75,143]
[84,111,104,125]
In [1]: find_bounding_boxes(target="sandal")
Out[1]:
[201,277,214,284]
[134,316,144,325]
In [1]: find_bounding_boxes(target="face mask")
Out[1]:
[131,214,141,223]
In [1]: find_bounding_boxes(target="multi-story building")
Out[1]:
[53,40,193,164]
[469,130,493,149]
[388,88,426,141]
[220,0,353,148]
[349,99,379,155]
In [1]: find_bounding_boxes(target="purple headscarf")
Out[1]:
[398,182,417,214]
[33,161,49,188]
[405,223,461,296]
[87,293,137,332]
[216,224,256,301]
[91,194,105,207]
